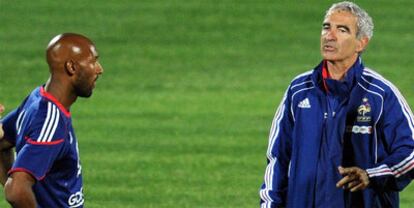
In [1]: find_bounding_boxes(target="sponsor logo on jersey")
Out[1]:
[346,125,372,134]
[68,188,84,208]
[357,97,371,122]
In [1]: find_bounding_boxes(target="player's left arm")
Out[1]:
[364,89,414,191]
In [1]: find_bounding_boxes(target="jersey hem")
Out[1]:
[8,167,44,181]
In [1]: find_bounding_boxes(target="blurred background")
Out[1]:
[1,0,413,207]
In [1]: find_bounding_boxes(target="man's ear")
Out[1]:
[64,60,76,76]
[356,36,369,53]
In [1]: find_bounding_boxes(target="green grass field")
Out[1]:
[1,0,414,207]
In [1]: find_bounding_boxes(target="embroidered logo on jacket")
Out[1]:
[298,98,311,108]
[357,97,371,122]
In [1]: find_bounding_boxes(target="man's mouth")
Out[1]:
[323,45,336,51]
[92,77,98,88]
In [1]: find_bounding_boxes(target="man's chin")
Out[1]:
[321,54,338,61]
[76,89,93,98]
[79,92,93,98]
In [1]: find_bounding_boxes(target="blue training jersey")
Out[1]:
[2,86,84,208]
[260,58,414,208]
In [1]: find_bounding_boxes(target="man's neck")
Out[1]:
[326,56,358,80]
[44,78,77,110]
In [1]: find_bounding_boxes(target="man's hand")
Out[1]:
[0,104,4,139]
[0,103,14,186]
[336,166,370,192]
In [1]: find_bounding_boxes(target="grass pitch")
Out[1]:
[0,1,414,207]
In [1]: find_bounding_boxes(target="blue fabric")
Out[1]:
[260,58,414,208]
[2,87,84,208]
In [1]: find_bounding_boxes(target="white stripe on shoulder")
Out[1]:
[38,102,53,142]
[363,68,414,136]
[360,74,385,92]
[290,70,313,90]
[38,103,60,142]
[41,104,57,142]
[17,111,27,135]
[15,110,26,134]
[291,80,313,90]
[43,105,59,142]
[46,106,60,142]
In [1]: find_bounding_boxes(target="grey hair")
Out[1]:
[325,1,374,40]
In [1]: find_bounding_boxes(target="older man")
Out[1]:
[0,33,103,208]
[260,1,414,207]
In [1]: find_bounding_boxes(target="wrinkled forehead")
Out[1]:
[324,9,357,22]
[323,9,358,28]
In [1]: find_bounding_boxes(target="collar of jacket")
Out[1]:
[312,56,364,96]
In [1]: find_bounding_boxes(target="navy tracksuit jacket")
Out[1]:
[260,58,414,208]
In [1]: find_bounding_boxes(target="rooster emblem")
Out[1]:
[357,98,371,116]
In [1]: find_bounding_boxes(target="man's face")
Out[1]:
[74,45,103,98]
[320,10,364,62]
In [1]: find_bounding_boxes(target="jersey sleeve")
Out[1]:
[2,96,31,144]
[366,88,414,191]
[9,102,67,181]
[1,108,19,144]
[260,87,293,208]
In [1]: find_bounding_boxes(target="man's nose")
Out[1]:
[96,62,104,74]
[324,29,337,41]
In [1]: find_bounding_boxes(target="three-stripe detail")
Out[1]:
[260,89,289,207]
[363,68,414,178]
[37,102,60,143]
[16,110,27,135]
[260,74,313,207]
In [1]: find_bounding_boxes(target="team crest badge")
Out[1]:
[357,97,371,122]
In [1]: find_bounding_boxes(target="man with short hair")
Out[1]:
[0,33,103,207]
[260,1,414,207]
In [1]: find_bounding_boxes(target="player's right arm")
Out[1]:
[0,104,5,139]
[6,101,67,206]
[4,171,36,208]
[0,137,14,185]
[260,87,294,208]
[0,105,34,207]
[0,106,17,185]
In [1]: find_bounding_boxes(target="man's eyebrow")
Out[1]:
[322,23,330,27]
[337,25,351,32]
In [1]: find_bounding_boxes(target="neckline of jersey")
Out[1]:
[40,86,71,118]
